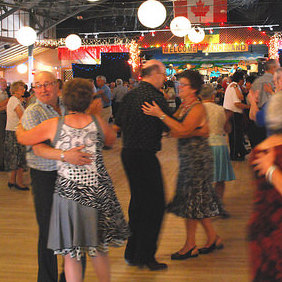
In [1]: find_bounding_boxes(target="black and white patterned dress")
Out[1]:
[47,116,129,259]
[167,104,221,219]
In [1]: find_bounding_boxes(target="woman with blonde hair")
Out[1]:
[4,80,28,190]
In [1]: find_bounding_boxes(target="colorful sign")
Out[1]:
[162,43,248,54]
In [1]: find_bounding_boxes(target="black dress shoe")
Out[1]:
[14,184,30,191]
[199,238,224,254]
[125,259,138,266]
[140,260,168,271]
[8,182,15,189]
[171,246,198,260]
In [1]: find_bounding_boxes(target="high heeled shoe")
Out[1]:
[171,246,199,260]
[198,237,224,254]
[14,184,30,191]
[8,182,15,189]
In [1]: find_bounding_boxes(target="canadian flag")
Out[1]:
[173,0,227,24]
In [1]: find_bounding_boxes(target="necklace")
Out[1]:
[177,100,201,119]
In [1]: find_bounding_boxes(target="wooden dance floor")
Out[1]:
[0,137,254,281]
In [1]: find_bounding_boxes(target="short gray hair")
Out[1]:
[264,59,278,71]
[96,75,106,82]
[116,79,123,85]
[199,84,216,100]
[266,93,282,134]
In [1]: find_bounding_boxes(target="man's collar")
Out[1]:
[36,97,63,108]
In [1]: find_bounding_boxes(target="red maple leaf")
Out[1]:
[191,0,210,21]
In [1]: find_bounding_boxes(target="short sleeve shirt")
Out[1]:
[115,81,171,152]
[223,83,243,113]
[6,96,24,131]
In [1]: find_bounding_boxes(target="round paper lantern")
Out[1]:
[17,64,28,74]
[65,34,81,51]
[170,16,191,37]
[16,26,37,46]
[138,0,166,28]
[188,27,205,43]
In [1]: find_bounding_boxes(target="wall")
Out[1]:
[3,49,61,84]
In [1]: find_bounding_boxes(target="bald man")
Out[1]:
[115,60,171,270]
[21,71,90,282]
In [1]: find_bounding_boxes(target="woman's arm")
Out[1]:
[16,117,58,145]
[142,101,206,138]
[95,114,116,147]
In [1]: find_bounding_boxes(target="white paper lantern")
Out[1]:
[65,34,82,51]
[188,27,205,43]
[138,0,166,28]
[17,64,28,74]
[16,26,37,46]
[170,16,191,37]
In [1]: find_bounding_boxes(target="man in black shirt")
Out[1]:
[115,60,171,271]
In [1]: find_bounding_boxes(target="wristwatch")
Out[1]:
[159,114,166,120]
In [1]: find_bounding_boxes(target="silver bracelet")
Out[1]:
[159,114,166,120]
[265,165,277,184]
[60,150,66,162]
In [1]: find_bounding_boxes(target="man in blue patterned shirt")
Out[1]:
[21,71,91,282]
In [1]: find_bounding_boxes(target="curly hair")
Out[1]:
[178,70,204,95]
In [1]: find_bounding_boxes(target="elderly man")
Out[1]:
[96,75,112,123]
[115,60,171,271]
[112,78,128,119]
[0,77,9,170]
[21,71,91,282]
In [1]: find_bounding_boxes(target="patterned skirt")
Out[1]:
[47,175,129,260]
[167,137,221,219]
[4,130,26,171]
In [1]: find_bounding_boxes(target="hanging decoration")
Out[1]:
[188,27,205,43]
[269,32,282,60]
[170,16,192,37]
[127,40,140,73]
[16,26,37,46]
[138,0,167,28]
[65,34,82,51]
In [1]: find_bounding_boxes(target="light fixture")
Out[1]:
[188,27,205,43]
[94,33,98,39]
[16,26,37,46]
[270,26,273,31]
[170,16,191,37]
[17,64,28,74]
[138,0,166,28]
[65,34,82,50]
[258,26,262,31]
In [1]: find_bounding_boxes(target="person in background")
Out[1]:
[200,84,235,218]
[17,78,129,282]
[248,93,282,282]
[229,63,241,74]
[162,80,176,113]
[223,71,250,161]
[129,78,138,90]
[4,81,28,191]
[0,77,9,170]
[209,66,221,82]
[166,64,176,80]
[115,60,171,271]
[112,79,128,120]
[96,75,112,124]
[142,70,223,260]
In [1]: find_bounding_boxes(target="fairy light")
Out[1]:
[128,40,140,73]
[269,32,282,60]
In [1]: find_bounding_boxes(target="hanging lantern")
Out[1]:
[138,0,166,28]
[170,16,191,37]
[17,64,28,74]
[16,26,37,46]
[188,27,205,43]
[65,34,82,51]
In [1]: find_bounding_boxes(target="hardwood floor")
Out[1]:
[0,137,255,281]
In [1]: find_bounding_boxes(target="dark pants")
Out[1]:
[0,111,7,169]
[121,149,165,264]
[30,168,58,282]
[229,112,247,159]
[247,120,267,148]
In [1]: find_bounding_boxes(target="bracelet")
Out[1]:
[159,114,166,120]
[60,150,66,162]
[265,165,277,184]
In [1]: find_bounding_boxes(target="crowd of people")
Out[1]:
[0,57,281,281]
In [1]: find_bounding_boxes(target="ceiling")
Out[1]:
[1,0,282,67]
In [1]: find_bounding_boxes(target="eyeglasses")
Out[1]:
[34,81,56,89]
[179,83,191,87]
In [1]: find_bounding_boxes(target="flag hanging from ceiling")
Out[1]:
[173,0,227,24]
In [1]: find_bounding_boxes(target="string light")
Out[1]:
[127,40,140,73]
[269,32,282,60]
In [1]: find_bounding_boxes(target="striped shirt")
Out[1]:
[21,98,65,171]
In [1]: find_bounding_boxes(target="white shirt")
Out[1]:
[223,82,243,113]
[6,96,24,131]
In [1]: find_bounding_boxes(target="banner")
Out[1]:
[173,0,227,23]
[58,45,129,64]
[162,43,248,54]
